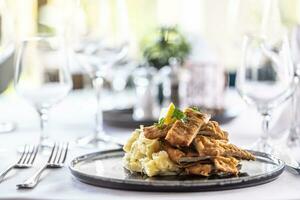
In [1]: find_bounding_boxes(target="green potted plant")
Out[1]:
[142,26,191,69]
[141,26,191,105]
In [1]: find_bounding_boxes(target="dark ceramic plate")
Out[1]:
[69,149,284,192]
[103,108,154,128]
[103,108,238,128]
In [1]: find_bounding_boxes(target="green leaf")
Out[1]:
[191,106,201,112]
[154,117,165,128]
[172,108,188,123]
[142,26,191,69]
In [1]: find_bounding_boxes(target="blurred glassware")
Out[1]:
[288,25,300,146]
[181,64,225,111]
[159,57,181,107]
[0,44,15,134]
[225,0,284,80]
[0,0,16,134]
[236,33,295,153]
[71,0,129,147]
[107,60,136,92]
[132,66,159,121]
[179,36,226,111]
[14,36,72,149]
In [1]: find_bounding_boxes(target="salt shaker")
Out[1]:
[132,66,159,120]
[159,58,181,107]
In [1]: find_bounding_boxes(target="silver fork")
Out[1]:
[17,142,69,189]
[0,145,38,183]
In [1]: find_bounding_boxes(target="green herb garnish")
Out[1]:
[191,106,201,112]
[172,108,188,123]
[154,117,165,128]
[155,106,189,128]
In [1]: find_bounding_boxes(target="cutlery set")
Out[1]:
[0,142,69,189]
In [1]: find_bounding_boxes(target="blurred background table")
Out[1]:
[0,89,299,200]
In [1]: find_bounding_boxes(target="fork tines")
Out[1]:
[0,144,39,184]
[18,145,39,166]
[48,142,69,166]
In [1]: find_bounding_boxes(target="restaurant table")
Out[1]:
[0,89,299,200]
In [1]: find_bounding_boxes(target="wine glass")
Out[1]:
[288,25,300,146]
[236,33,295,153]
[71,0,129,147]
[0,43,15,134]
[14,36,72,149]
[0,0,15,134]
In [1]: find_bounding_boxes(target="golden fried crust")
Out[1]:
[194,136,255,160]
[163,143,211,165]
[214,156,239,175]
[163,143,185,164]
[199,121,228,140]
[165,109,210,147]
[143,124,171,140]
[185,164,213,176]
[185,151,199,157]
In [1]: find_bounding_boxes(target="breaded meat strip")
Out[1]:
[199,121,228,140]
[185,164,213,176]
[165,108,210,147]
[163,142,210,164]
[143,124,171,139]
[162,143,186,164]
[213,156,239,175]
[194,136,255,160]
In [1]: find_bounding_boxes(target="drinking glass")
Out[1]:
[236,34,295,153]
[14,36,72,149]
[0,0,15,134]
[0,44,15,134]
[72,0,129,147]
[288,26,300,146]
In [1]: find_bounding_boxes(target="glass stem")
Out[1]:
[292,76,299,129]
[289,78,300,141]
[93,76,104,139]
[261,113,271,141]
[38,108,48,146]
[291,92,298,130]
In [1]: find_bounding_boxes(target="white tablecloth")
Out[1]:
[0,89,299,200]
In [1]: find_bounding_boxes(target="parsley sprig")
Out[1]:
[154,117,165,128]
[154,106,189,128]
[172,107,188,123]
[191,106,201,112]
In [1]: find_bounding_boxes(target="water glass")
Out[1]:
[236,33,295,153]
[15,36,72,149]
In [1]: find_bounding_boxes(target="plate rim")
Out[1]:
[69,149,285,192]
[103,107,239,128]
